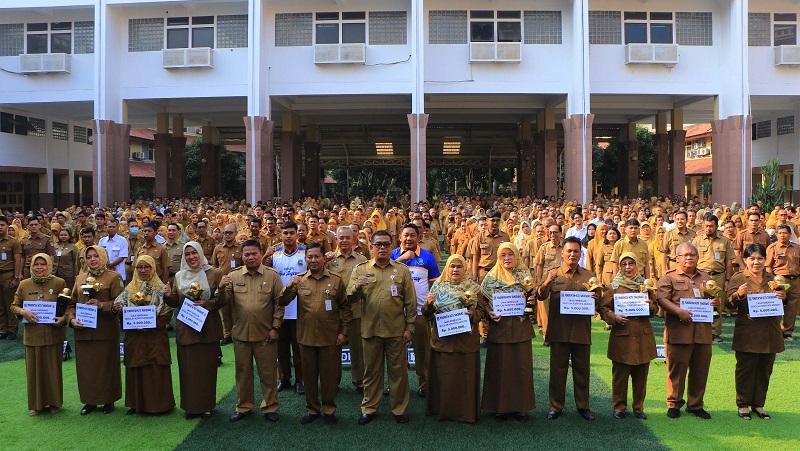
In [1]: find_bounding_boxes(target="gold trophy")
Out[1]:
[187,282,204,300]
[768,275,791,291]
[522,276,537,315]
[56,288,71,317]
[462,289,475,309]
[703,280,722,298]
[639,278,657,293]
[80,276,98,299]
[132,291,146,306]
[583,277,603,292]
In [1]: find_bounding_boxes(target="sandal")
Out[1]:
[28,410,39,416]
[752,408,771,420]
[738,409,751,420]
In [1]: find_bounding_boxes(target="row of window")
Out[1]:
[752,116,795,140]
[1,10,799,56]
[0,113,91,143]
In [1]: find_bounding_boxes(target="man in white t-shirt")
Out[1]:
[98,218,128,281]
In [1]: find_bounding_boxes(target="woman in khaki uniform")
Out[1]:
[596,228,620,286]
[480,243,536,420]
[11,253,68,415]
[116,255,175,415]
[422,254,485,423]
[66,245,124,415]
[53,229,80,290]
[598,252,657,420]
[727,243,785,420]
[165,242,223,420]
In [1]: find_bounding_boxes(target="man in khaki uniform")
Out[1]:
[470,210,510,283]
[347,230,416,425]
[0,216,23,339]
[533,224,564,339]
[765,224,800,340]
[611,219,650,278]
[21,216,56,278]
[124,218,144,282]
[308,216,334,253]
[219,239,285,423]
[134,222,171,284]
[280,242,351,425]
[734,212,770,268]
[692,214,734,343]
[195,220,216,261]
[659,211,696,275]
[657,242,716,420]
[164,223,185,284]
[326,226,367,391]
[261,216,282,248]
[212,224,244,346]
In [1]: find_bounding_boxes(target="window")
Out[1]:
[52,122,68,141]
[217,15,248,48]
[315,12,366,45]
[778,116,795,135]
[524,11,562,45]
[774,13,798,46]
[28,117,45,138]
[0,112,35,136]
[276,13,313,46]
[749,13,771,46]
[74,126,88,144]
[146,144,155,161]
[429,10,468,44]
[1,112,14,134]
[166,16,215,49]
[589,11,622,44]
[470,10,521,43]
[74,21,94,54]
[624,12,673,45]
[26,22,72,54]
[675,12,712,46]
[754,120,771,140]
[129,18,165,52]
[369,11,407,46]
[0,23,24,56]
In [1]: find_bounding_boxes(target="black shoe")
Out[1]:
[125,408,136,416]
[218,356,223,367]
[752,408,771,420]
[229,411,248,422]
[220,337,233,345]
[383,387,390,396]
[277,380,290,392]
[712,335,723,343]
[417,388,427,398]
[6,333,16,340]
[394,414,409,424]
[201,411,212,419]
[784,335,794,341]
[494,413,507,422]
[612,411,625,420]
[543,341,550,347]
[186,412,200,420]
[167,324,174,332]
[0,333,7,339]
[300,413,320,425]
[738,410,752,420]
[667,408,681,419]
[634,411,647,420]
[295,381,305,395]
[358,413,374,425]
[324,414,338,425]
[578,409,595,421]
[515,413,528,422]
[264,412,279,422]
[354,385,364,394]
[80,405,96,416]
[546,410,561,420]
[685,407,711,419]
[101,404,114,414]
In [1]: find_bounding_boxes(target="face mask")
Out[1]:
[129,227,139,235]
[359,239,366,244]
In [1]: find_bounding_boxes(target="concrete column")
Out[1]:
[408,113,429,202]
[668,130,687,197]
[91,120,131,206]
[562,114,594,203]
[200,126,221,197]
[244,116,275,204]
[711,115,752,206]
[169,115,185,198]
[280,110,301,201]
[653,134,670,196]
[304,142,321,198]
[618,140,639,199]
[518,121,534,198]
[534,129,558,198]
[154,133,172,198]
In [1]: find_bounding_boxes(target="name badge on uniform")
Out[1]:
[1,252,7,260]
[391,285,398,297]
[230,259,236,268]
[714,252,720,260]
[693,288,701,297]
[56,250,62,257]
[236,282,246,286]
[325,299,332,311]
[129,255,135,262]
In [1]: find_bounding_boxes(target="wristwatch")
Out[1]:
[271,326,280,332]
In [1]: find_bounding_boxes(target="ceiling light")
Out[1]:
[375,142,394,155]
[443,136,461,155]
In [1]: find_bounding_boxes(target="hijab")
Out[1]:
[514,220,531,250]
[174,242,212,301]
[29,253,54,285]
[430,254,480,313]
[611,252,644,291]
[116,255,169,314]
[487,242,523,286]
[84,245,109,277]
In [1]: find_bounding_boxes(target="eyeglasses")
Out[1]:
[619,261,637,267]
[372,242,392,248]
[134,266,151,270]
[223,231,234,234]
[677,254,698,258]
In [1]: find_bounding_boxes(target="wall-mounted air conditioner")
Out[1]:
[132,152,145,160]
[625,44,679,67]
[314,43,366,64]
[162,48,213,69]
[19,53,71,74]
[470,42,522,63]
[775,45,800,66]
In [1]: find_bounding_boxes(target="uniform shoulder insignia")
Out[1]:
[264,265,280,275]
[354,260,369,268]
[664,268,677,274]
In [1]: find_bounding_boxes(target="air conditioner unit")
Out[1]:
[625,44,679,66]
[470,42,522,63]
[314,43,366,64]
[162,47,213,69]
[775,45,800,66]
[688,150,698,158]
[132,152,145,160]
[697,148,709,156]
[19,53,71,74]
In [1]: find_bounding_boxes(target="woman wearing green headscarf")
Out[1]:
[116,254,175,415]
[11,253,69,416]
[598,252,657,420]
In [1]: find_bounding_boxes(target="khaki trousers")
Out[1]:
[782,278,800,335]
[410,315,430,391]
[549,342,591,412]
[612,361,649,413]
[0,271,18,334]
[361,336,409,416]
[220,303,233,338]
[665,343,711,410]
[299,344,340,415]
[708,272,725,336]
[348,318,365,387]
[233,339,279,414]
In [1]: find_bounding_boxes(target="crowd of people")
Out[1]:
[0,192,796,424]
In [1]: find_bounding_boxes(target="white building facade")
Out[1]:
[0,0,797,210]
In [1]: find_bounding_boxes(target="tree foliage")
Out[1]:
[751,158,786,211]
[184,140,245,197]
[592,126,656,195]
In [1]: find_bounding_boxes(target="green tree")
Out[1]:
[592,142,618,195]
[184,140,245,197]
[636,126,655,181]
[751,158,786,211]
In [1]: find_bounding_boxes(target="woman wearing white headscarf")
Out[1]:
[116,254,175,415]
[165,241,223,420]
[513,220,531,250]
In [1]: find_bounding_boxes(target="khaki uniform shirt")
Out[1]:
[326,250,367,319]
[533,242,564,278]
[261,230,282,248]
[124,234,144,265]
[346,259,417,338]
[195,235,216,261]
[21,233,56,268]
[656,267,712,345]
[734,229,770,255]
[135,241,171,278]
[164,239,186,276]
[11,277,68,346]
[279,269,351,346]
[309,232,333,253]
[659,228,697,263]
[211,241,243,276]
[692,234,734,275]
[539,265,597,344]
[611,236,650,277]
[52,243,81,281]
[765,241,800,276]
[354,241,372,260]
[219,265,285,342]
[471,230,511,271]
[420,236,441,263]
[0,235,23,273]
